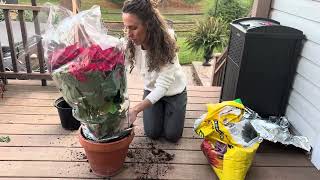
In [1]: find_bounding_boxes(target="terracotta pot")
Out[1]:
[78,128,134,177]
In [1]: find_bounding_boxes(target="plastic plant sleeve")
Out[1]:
[27,3,131,142]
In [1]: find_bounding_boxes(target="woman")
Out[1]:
[122,0,187,143]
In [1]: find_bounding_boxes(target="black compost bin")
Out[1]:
[221,17,304,117]
[54,97,80,130]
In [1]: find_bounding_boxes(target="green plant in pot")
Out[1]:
[186,17,228,66]
[40,4,134,177]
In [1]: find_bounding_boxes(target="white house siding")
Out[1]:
[269,0,320,148]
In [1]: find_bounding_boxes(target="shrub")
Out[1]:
[208,0,247,23]
[177,37,203,64]
[183,0,200,4]
[111,0,125,5]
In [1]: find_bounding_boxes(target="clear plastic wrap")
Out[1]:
[37,4,130,142]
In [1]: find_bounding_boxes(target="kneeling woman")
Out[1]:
[122,0,187,142]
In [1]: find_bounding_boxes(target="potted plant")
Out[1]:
[186,17,228,66]
[40,4,134,177]
[54,96,80,130]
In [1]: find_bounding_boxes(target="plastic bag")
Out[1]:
[35,4,129,141]
[201,139,259,180]
[194,100,261,180]
[250,117,311,151]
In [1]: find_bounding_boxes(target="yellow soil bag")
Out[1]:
[194,100,260,180]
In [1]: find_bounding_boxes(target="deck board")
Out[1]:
[0,97,210,111]
[0,147,314,167]
[0,115,199,128]
[0,161,217,179]
[0,80,319,179]
[2,92,219,104]
[0,124,199,138]
[0,105,205,119]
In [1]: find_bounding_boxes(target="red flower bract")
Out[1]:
[51,44,124,81]
[49,43,84,71]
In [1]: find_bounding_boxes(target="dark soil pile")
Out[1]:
[127,142,175,179]
[72,151,87,161]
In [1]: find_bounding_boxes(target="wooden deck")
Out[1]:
[0,80,319,179]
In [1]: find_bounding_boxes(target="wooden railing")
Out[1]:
[103,12,202,36]
[104,20,196,36]
[211,48,228,86]
[0,0,80,86]
[0,1,50,86]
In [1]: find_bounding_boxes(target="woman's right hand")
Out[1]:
[128,99,152,124]
[128,108,139,124]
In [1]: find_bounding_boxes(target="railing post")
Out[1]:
[31,0,47,86]
[3,9,18,73]
[18,10,32,73]
[0,41,4,72]
[251,0,272,18]
[60,0,81,13]
[0,40,7,84]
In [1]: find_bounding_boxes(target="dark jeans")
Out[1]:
[143,89,187,142]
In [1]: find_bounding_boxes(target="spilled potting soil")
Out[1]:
[70,150,87,161]
[127,142,175,179]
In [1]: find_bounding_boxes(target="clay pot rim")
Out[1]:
[78,126,134,146]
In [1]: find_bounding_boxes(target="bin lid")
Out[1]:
[231,17,304,38]
[232,17,280,31]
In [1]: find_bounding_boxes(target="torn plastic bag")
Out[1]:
[250,116,311,151]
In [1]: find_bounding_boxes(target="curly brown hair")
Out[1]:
[122,0,177,72]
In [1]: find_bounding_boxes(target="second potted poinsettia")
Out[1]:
[41,4,133,177]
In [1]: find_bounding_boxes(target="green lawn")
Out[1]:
[19,0,59,4]
[177,37,203,65]
[199,0,215,13]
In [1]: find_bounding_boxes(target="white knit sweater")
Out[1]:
[133,45,187,104]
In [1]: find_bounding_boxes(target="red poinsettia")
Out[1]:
[49,43,84,71]
[64,44,124,81]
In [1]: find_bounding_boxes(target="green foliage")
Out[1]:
[177,37,203,64]
[0,10,3,21]
[208,0,247,23]
[110,0,125,5]
[186,17,228,61]
[23,10,34,22]
[19,0,59,4]
[0,9,34,22]
[200,0,215,12]
[183,0,201,4]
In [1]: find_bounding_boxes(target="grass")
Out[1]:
[199,0,215,13]
[19,0,59,4]
[177,37,203,65]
